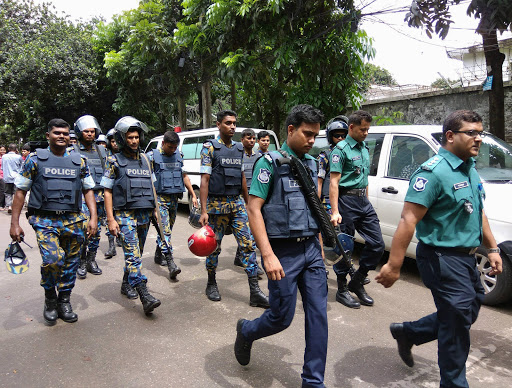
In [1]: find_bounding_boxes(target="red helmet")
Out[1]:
[188,225,217,256]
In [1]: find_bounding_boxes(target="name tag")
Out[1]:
[453,181,469,190]
[351,155,361,161]
[288,179,300,188]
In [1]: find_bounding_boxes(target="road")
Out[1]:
[1,206,511,387]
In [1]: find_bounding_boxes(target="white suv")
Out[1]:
[311,125,512,305]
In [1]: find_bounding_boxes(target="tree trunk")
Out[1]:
[177,94,187,131]
[231,80,236,111]
[201,78,212,128]
[273,104,282,142]
[477,13,505,140]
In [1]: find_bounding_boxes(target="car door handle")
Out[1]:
[382,186,398,194]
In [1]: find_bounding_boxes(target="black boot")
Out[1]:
[77,247,87,279]
[348,270,374,306]
[233,247,243,267]
[234,319,253,366]
[256,262,264,278]
[43,288,58,326]
[205,270,221,301]
[349,264,370,285]
[116,236,122,247]
[86,250,102,275]
[154,246,167,266]
[105,235,117,259]
[120,271,138,299]
[166,253,181,280]
[57,291,78,323]
[335,275,360,309]
[248,276,269,308]
[135,281,161,315]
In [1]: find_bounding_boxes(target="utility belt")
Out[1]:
[421,243,478,256]
[270,236,313,243]
[26,208,75,217]
[340,188,366,197]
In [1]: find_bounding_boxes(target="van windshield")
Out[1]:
[433,132,512,182]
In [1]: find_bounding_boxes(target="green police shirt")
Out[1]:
[405,147,485,248]
[329,135,370,189]
[249,142,316,200]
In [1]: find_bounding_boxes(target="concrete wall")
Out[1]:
[349,81,512,143]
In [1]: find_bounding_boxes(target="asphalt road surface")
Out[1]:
[1,206,511,387]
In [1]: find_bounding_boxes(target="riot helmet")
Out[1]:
[106,128,116,140]
[326,116,349,145]
[189,206,201,229]
[74,115,101,140]
[323,231,354,266]
[96,134,107,145]
[114,116,148,151]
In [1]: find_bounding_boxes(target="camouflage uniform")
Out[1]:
[14,148,95,292]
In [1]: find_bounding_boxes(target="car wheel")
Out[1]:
[476,247,512,306]
[189,188,200,212]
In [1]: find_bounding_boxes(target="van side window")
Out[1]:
[146,140,159,152]
[182,135,215,160]
[365,134,384,176]
[388,136,434,180]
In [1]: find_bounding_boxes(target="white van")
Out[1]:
[145,127,280,209]
[310,125,512,306]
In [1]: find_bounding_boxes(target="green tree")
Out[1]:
[364,63,397,86]
[0,0,108,141]
[405,0,512,140]
[430,76,460,89]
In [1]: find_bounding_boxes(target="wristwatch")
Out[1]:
[488,248,501,254]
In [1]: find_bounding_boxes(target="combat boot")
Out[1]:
[233,247,243,267]
[43,288,58,326]
[86,250,102,275]
[135,281,161,315]
[120,271,138,299]
[154,245,167,266]
[234,319,253,366]
[77,247,87,279]
[349,264,370,285]
[57,291,78,323]
[205,270,221,301]
[104,235,117,259]
[248,276,269,308]
[348,270,374,306]
[335,275,360,309]
[166,252,181,280]
[116,236,122,247]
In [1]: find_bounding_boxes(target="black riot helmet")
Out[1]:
[326,115,349,145]
[74,115,101,140]
[113,116,148,151]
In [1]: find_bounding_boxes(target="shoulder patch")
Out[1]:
[257,168,271,184]
[202,155,211,165]
[331,154,340,164]
[264,154,273,163]
[421,155,442,171]
[202,141,212,148]
[413,177,428,192]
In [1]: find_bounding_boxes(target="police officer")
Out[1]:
[257,130,271,154]
[9,118,97,325]
[376,110,503,387]
[329,110,384,307]
[104,128,119,258]
[147,130,198,279]
[199,110,268,308]
[73,115,108,279]
[234,104,328,387]
[101,116,160,315]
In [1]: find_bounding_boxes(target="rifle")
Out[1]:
[276,151,351,268]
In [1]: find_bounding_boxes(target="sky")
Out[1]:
[35,0,512,86]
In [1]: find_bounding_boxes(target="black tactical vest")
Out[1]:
[112,153,155,210]
[28,149,82,212]
[153,150,185,195]
[243,152,259,190]
[319,149,331,199]
[208,140,243,196]
[76,144,107,191]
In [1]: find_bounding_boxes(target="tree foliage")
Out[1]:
[430,76,460,89]
[0,0,107,141]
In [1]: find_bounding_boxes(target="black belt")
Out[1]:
[27,209,74,217]
[270,236,313,243]
[423,244,478,256]
[340,188,366,197]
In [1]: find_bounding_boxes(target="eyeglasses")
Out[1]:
[332,133,346,139]
[450,130,486,138]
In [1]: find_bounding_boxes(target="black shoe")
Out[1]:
[105,235,117,259]
[43,289,58,326]
[248,276,269,308]
[77,247,87,279]
[120,272,138,299]
[57,291,78,323]
[233,247,244,267]
[86,250,102,275]
[234,319,252,366]
[166,253,181,280]
[135,281,161,315]
[206,270,221,301]
[390,323,414,367]
[348,270,374,306]
[154,246,167,266]
[335,275,360,309]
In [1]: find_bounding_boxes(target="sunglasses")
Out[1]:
[450,130,486,138]
[332,133,346,139]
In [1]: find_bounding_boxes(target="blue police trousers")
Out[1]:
[403,242,484,388]
[242,237,328,388]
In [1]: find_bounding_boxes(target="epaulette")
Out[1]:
[421,154,443,171]
[202,140,212,148]
[264,153,273,163]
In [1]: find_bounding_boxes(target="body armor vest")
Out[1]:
[208,140,243,196]
[262,152,320,239]
[153,150,185,195]
[243,152,259,190]
[77,144,107,191]
[112,153,155,210]
[28,149,82,212]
